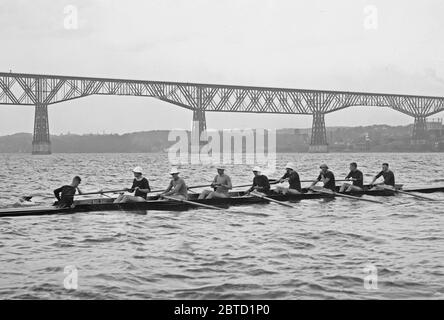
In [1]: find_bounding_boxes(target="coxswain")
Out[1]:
[370,163,395,188]
[339,162,364,193]
[246,166,270,195]
[309,164,336,192]
[160,168,188,200]
[54,176,83,208]
[198,166,232,199]
[276,162,302,194]
[114,167,151,203]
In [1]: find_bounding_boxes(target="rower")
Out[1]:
[114,167,151,203]
[309,164,336,192]
[54,176,83,208]
[246,166,270,195]
[339,162,364,193]
[198,166,232,199]
[160,167,188,200]
[370,163,395,189]
[276,162,302,194]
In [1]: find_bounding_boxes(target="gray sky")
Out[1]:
[1,0,444,135]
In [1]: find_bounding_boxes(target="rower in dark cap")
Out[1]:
[370,163,396,188]
[309,164,336,192]
[339,162,364,193]
[246,166,270,195]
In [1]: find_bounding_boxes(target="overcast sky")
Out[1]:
[1,0,444,135]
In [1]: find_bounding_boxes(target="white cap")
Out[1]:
[216,165,225,170]
[285,162,296,170]
[169,167,180,175]
[133,166,143,174]
[252,166,261,172]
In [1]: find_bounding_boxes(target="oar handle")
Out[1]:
[77,189,128,196]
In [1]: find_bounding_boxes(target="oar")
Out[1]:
[80,188,167,196]
[380,186,438,201]
[250,191,298,208]
[161,195,269,217]
[76,189,128,196]
[231,179,280,190]
[162,195,224,210]
[187,184,213,190]
[311,187,384,204]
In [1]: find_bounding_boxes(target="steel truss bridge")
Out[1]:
[1,72,443,154]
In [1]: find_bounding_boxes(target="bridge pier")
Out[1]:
[411,116,428,144]
[32,103,51,155]
[309,112,328,153]
[191,109,207,146]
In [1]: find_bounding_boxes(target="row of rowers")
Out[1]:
[103,162,395,203]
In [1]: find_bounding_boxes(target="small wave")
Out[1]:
[320,230,383,243]
[397,236,444,241]
[247,268,278,276]
[156,224,180,229]
[159,273,195,280]
[388,213,418,218]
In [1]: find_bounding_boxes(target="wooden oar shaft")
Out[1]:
[187,184,212,190]
[77,189,127,196]
[251,192,297,208]
[162,195,223,210]
[333,192,383,204]
[298,179,350,183]
[394,189,437,201]
[312,188,383,204]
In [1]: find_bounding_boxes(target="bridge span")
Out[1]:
[1,72,443,154]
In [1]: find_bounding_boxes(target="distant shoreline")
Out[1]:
[1,124,443,153]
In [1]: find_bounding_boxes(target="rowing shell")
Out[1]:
[0,186,442,218]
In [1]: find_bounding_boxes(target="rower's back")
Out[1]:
[54,185,77,207]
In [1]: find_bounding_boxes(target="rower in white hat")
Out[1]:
[160,167,188,200]
[246,166,270,195]
[276,162,302,195]
[198,165,233,199]
[114,166,151,203]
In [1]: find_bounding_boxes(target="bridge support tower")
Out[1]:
[192,109,207,146]
[32,78,51,155]
[309,112,328,153]
[411,116,428,144]
[32,103,51,155]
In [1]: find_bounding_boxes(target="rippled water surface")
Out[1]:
[0,153,443,299]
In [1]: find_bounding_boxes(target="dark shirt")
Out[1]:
[248,175,270,193]
[345,169,364,188]
[375,170,395,187]
[317,170,336,191]
[281,171,302,192]
[129,178,151,199]
[54,185,77,207]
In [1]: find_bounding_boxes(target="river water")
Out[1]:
[0,153,443,299]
